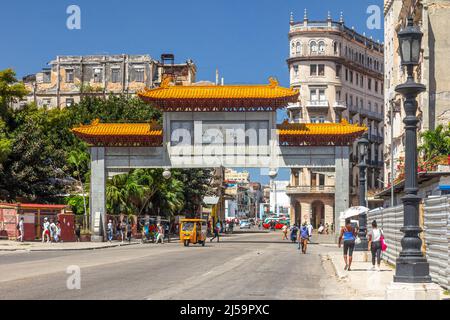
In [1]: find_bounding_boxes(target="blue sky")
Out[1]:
[0,0,383,184]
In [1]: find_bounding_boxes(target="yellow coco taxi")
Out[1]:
[180,219,207,247]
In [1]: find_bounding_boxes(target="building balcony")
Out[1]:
[333,100,347,111]
[306,100,329,109]
[287,102,302,110]
[286,185,335,194]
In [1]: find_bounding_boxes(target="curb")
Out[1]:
[322,253,348,280]
[0,242,141,252]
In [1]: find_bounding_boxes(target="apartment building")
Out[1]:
[286,12,385,226]
[17,54,196,108]
[383,0,450,196]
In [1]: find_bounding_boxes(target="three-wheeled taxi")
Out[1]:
[179,219,207,247]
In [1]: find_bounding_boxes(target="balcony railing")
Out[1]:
[287,102,302,110]
[286,185,335,194]
[306,100,329,108]
[334,100,347,111]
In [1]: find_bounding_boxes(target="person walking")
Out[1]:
[127,221,132,243]
[120,220,126,243]
[155,223,164,244]
[49,219,57,242]
[338,218,357,271]
[368,220,383,271]
[290,224,298,243]
[107,219,113,242]
[210,221,221,242]
[307,221,313,243]
[298,222,309,254]
[281,224,288,240]
[75,224,81,242]
[42,217,51,243]
[54,221,61,243]
[17,217,24,242]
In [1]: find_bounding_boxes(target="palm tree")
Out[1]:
[67,149,89,227]
[418,124,450,163]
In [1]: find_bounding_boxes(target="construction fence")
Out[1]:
[367,196,450,290]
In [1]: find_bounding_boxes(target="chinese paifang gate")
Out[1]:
[72,77,366,240]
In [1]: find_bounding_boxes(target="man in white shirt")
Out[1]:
[17,217,24,242]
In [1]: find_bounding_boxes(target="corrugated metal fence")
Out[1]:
[367,196,450,290]
[367,205,404,265]
[424,196,450,289]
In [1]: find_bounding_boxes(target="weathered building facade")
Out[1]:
[383,0,450,192]
[18,54,196,108]
[286,12,385,227]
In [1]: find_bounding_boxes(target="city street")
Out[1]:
[0,232,351,300]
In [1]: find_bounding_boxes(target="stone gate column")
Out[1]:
[90,147,106,242]
[334,146,350,235]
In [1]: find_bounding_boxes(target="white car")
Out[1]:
[240,220,251,229]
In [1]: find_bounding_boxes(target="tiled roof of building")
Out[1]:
[277,119,366,146]
[72,119,365,147]
[71,119,163,147]
[138,77,299,111]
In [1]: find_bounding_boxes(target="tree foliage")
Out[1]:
[418,124,450,161]
[0,69,212,217]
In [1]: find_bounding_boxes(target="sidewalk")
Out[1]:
[321,246,447,300]
[0,240,141,252]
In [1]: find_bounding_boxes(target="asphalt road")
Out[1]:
[0,232,350,300]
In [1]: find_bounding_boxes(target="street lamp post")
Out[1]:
[393,17,431,283]
[355,132,369,251]
[269,169,278,216]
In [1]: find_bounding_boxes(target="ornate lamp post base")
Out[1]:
[386,282,442,300]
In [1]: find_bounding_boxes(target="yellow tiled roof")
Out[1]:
[277,119,367,135]
[72,119,162,137]
[138,77,299,101]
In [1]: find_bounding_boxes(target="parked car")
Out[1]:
[240,220,251,229]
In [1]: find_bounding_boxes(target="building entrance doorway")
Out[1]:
[311,200,324,229]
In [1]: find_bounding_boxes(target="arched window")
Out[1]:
[310,41,318,54]
[296,42,301,54]
[318,41,325,54]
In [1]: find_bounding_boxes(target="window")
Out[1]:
[360,75,364,88]
[310,41,318,54]
[318,41,325,54]
[318,64,325,76]
[293,65,299,76]
[43,71,51,83]
[336,90,341,101]
[93,68,102,83]
[111,68,121,83]
[368,101,372,111]
[375,81,378,93]
[66,98,74,107]
[334,42,338,54]
[311,116,318,123]
[356,73,359,85]
[368,78,372,90]
[350,95,353,106]
[310,64,317,76]
[310,89,318,101]
[319,89,325,101]
[345,68,348,81]
[296,42,301,54]
[135,68,144,82]
[349,71,353,83]
[65,69,74,83]
[318,115,325,123]
[336,64,341,77]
